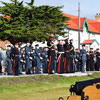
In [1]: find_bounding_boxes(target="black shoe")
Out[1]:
[8,73,13,75]
[26,72,31,75]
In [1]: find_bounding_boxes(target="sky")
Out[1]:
[0,0,100,19]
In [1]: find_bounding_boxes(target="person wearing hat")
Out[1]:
[47,37,55,49]
[63,38,71,73]
[34,44,42,74]
[57,40,64,73]
[69,39,75,73]
[89,48,95,71]
[80,44,86,72]
[95,48,100,71]
[6,45,12,75]
[18,47,23,75]
[41,47,48,73]
[75,48,81,72]
[86,50,90,71]
[30,47,36,74]
[11,43,20,75]
[47,36,56,74]
[25,41,31,74]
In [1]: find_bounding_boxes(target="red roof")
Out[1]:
[63,13,100,34]
[82,40,94,44]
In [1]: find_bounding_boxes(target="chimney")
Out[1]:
[95,13,100,22]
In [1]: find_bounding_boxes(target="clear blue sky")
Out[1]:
[0,0,100,19]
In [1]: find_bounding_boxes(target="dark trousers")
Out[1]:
[64,52,74,73]
[36,57,41,74]
[13,56,19,75]
[6,58,12,75]
[57,54,64,73]
[25,57,31,74]
[43,59,48,73]
[64,57,71,73]
[48,56,55,74]
[96,59,100,71]
[87,60,94,71]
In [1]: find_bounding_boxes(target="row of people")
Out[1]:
[0,37,100,75]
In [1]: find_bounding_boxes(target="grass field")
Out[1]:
[0,72,100,100]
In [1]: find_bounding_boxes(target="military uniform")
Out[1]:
[75,49,81,72]
[6,45,12,75]
[18,48,23,74]
[88,50,94,71]
[11,43,20,75]
[35,45,42,74]
[96,49,100,71]
[57,41,64,73]
[69,39,74,72]
[80,45,86,72]
[86,51,91,71]
[31,48,36,74]
[63,39,71,73]
[47,37,56,74]
[41,48,48,73]
[25,43,31,74]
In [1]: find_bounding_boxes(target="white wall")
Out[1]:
[65,27,100,49]
[90,41,99,50]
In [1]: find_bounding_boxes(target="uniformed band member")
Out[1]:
[2,38,100,76]
[25,42,31,74]
[41,47,48,73]
[18,47,23,75]
[35,44,42,74]
[96,48,100,71]
[47,37,56,74]
[6,45,12,75]
[75,48,81,72]
[57,40,64,73]
[30,48,36,74]
[11,43,20,75]
[69,39,74,72]
[80,44,86,72]
[63,38,71,73]
[86,51,90,71]
[88,48,94,71]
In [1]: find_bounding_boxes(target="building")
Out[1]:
[95,13,100,22]
[0,40,11,49]
[63,13,100,50]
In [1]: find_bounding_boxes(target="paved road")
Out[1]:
[0,71,96,78]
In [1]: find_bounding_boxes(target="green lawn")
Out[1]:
[0,72,100,100]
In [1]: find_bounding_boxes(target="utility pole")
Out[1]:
[78,0,80,50]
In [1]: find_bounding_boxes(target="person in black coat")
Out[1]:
[57,40,64,73]
[11,43,20,75]
[96,48,100,71]
[63,38,71,73]
[47,37,56,74]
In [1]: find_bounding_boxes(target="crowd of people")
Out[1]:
[0,37,100,76]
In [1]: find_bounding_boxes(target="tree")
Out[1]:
[0,0,70,44]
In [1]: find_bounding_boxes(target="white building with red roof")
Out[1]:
[63,13,100,50]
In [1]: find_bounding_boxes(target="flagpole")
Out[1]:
[78,0,80,50]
